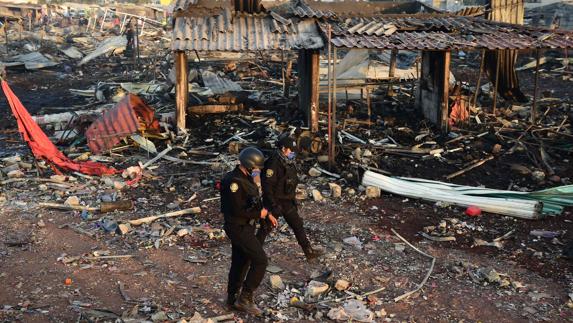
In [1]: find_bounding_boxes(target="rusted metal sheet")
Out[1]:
[320,15,573,50]
[86,95,160,154]
[172,11,323,51]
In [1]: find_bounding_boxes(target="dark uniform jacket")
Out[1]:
[220,166,262,225]
[261,151,299,215]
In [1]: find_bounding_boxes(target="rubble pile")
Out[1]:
[0,4,572,323]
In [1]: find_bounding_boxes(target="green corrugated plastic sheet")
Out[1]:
[469,185,573,216]
[399,176,573,217]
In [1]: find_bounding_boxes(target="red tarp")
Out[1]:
[2,80,118,176]
[85,94,160,154]
[449,97,469,127]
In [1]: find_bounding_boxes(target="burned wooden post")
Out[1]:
[442,51,451,131]
[388,49,398,96]
[175,51,188,133]
[417,50,451,133]
[298,49,320,133]
[492,51,501,115]
[531,49,541,124]
[472,49,486,109]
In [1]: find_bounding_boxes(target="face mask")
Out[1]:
[287,151,296,160]
[251,169,261,177]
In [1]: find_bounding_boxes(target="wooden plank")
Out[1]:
[441,51,451,133]
[310,50,319,133]
[419,50,449,132]
[298,49,320,133]
[188,104,242,114]
[175,51,188,134]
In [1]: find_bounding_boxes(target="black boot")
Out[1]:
[303,246,324,261]
[226,292,238,309]
[234,290,263,316]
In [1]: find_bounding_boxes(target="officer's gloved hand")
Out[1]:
[268,214,278,227]
[260,208,268,219]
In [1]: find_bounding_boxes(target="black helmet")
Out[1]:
[239,147,264,170]
[277,135,297,151]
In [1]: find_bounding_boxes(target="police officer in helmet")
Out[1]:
[221,147,272,316]
[260,135,323,260]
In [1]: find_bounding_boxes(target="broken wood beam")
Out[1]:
[40,201,133,213]
[39,203,99,212]
[128,207,201,226]
[188,104,243,114]
[445,155,494,180]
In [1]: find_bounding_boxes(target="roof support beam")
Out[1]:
[175,50,188,134]
[298,49,320,133]
[417,50,450,133]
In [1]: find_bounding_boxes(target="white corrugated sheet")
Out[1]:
[172,10,323,51]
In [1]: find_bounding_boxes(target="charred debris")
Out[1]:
[0,0,572,322]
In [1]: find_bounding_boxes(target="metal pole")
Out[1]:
[472,49,486,109]
[491,51,501,115]
[139,20,145,36]
[120,14,127,34]
[4,18,8,52]
[135,18,140,69]
[281,49,285,96]
[331,46,337,168]
[327,25,333,168]
[100,8,107,32]
[565,47,570,73]
[531,49,541,124]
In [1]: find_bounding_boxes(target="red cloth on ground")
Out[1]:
[2,80,118,176]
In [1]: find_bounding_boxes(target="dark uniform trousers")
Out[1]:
[256,199,310,249]
[224,222,268,296]
[259,151,311,251]
[221,166,268,297]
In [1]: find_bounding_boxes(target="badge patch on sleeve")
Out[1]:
[266,169,274,177]
[230,182,239,192]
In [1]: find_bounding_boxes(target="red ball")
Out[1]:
[465,206,482,217]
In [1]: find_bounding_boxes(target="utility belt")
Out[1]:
[225,215,256,226]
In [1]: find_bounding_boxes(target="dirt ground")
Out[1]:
[1,51,573,322]
[1,183,572,322]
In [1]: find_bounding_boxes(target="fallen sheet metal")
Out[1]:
[85,94,160,154]
[201,70,242,95]
[120,82,168,95]
[3,52,59,70]
[79,36,127,66]
[60,46,84,59]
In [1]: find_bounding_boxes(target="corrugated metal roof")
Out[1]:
[290,0,336,19]
[320,15,573,50]
[172,0,198,12]
[454,6,485,17]
[172,11,323,51]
